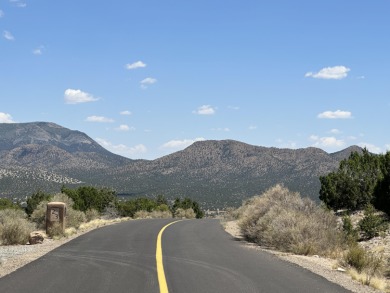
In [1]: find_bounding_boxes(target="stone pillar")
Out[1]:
[46,202,66,234]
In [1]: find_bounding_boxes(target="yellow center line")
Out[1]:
[156,220,182,293]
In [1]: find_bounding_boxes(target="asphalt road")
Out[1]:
[0,219,352,293]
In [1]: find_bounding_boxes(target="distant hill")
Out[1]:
[0,122,362,208]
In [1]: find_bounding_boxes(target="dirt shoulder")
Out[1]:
[224,220,382,293]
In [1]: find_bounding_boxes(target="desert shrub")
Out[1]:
[342,215,359,244]
[101,202,119,220]
[31,195,87,230]
[358,205,388,240]
[134,210,151,219]
[0,198,21,210]
[47,222,65,238]
[0,209,35,245]
[172,198,204,218]
[30,201,49,229]
[344,244,385,285]
[223,207,240,221]
[174,208,196,219]
[134,210,172,219]
[51,193,75,208]
[150,210,172,219]
[345,244,368,273]
[66,208,86,229]
[85,209,100,222]
[238,184,343,256]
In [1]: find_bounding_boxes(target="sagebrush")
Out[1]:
[238,184,343,256]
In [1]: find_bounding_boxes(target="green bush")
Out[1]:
[25,190,52,216]
[342,215,359,244]
[0,198,21,210]
[0,209,35,245]
[358,205,388,240]
[61,186,116,213]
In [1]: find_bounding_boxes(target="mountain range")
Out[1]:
[0,122,362,208]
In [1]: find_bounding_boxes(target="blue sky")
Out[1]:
[1,0,389,159]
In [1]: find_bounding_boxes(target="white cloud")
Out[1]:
[0,112,16,123]
[0,10,4,18]
[318,110,352,119]
[228,106,240,110]
[64,89,99,104]
[211,127,230,132]
[305,66,350,80]
[9,0,26,8]
[310,135,345,148]
[358,143,382,154]
[126,61,146,70]
[120,110,132,116]
[96,138,147,159]
[33,46,44,55]
[115,124,135,132]
[193,105,215,115]
[161,137,205,149]
[3,30,14,41]
[85,116,114,123]
[385,144,390,151]
[249,125,257,130]
[329,128,341,134]
[140,77,157,89]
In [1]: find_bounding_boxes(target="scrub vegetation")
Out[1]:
[0,186,204,245]
[231,149,390,291]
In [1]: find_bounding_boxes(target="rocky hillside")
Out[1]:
[0,122,362,208]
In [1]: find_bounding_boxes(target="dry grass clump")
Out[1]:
[348,268,388,291]
[47,222,65,238]
[66,208,86,229]
[85,209,100,222]
[238,184,343,256]
[134,210,173,219]
[343,244,387,288]
[0,209,35,245]
[174,208,196,219]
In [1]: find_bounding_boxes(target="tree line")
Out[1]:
[0,186,204,219]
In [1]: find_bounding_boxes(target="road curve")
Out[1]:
[0,219,352,293]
